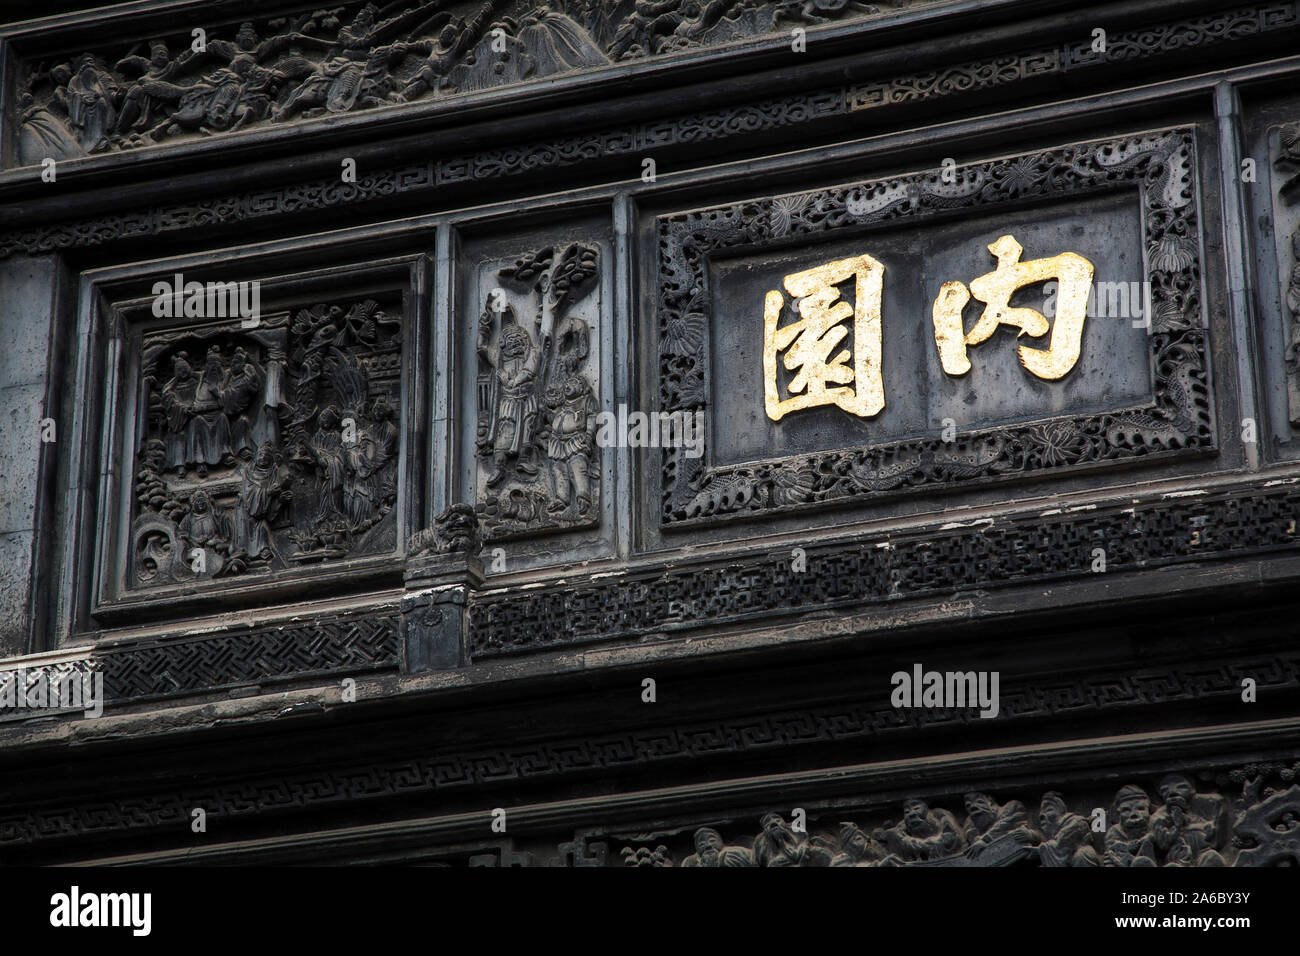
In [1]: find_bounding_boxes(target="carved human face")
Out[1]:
[1118,796,1149,832]
[846,829,869,857]
[761,814,786,836]
[902,799,928,831]
[965,792,995,827]
[173,357,191,379]
[254,444,274,468]
[1039,799,1063,830]
[236,23,257,50]
[695,829,721,856]
[319,408,340,430]
[501,328,528,359]
[192,492,210,515]
[1158,775,1193,811]
[563,376,585,401]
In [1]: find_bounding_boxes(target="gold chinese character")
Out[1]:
[932,235,1094,380]
[763,253,885,421]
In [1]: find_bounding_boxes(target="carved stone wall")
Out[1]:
[2,0,1300,871]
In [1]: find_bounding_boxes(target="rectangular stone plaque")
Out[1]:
[655,129,1214,528]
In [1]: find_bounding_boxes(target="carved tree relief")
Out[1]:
[476,242,601,539]
[130,299,402,588]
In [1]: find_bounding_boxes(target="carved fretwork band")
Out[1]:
[471,483,1297,657]
[97,612,398,703]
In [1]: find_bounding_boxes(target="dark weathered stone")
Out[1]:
[0,0,1299,869]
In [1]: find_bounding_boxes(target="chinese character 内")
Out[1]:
[932,234,1094,380]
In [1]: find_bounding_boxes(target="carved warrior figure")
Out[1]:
[481,314,542,485]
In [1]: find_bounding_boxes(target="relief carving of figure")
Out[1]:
[134,301,401,587]
[309,404,348,529]
[681,827,754,867]
[543,374,597,515]
[1104,784,1157,867]
[961,791,1038,861]
[1036,791,1100,867]
[230,442,290,565]
[876,797,965,862]
[178,488,228,556]
[159,352,198,476]
[752,811,832,866]
[18,63,83,164]
[64,54,121,153]
[1146,773,1228,867]
[220,346,265,457]
[187,346,233,476]
[830,822,888,867]
[476,243,600,538]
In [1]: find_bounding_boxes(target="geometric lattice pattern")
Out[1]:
[97,614,399,703]
[471,484,1300,656]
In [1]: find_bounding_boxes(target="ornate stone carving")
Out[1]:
[408,504,482,557]
[681,826,754,866]
[102,611,400,703]
[575,771,1291,867]
[129,299,401,590]
[471,483,1295,657]
[849,5,1297,113]
[875,796,964,862]
[1231,770,1300,866]
[475,242,601,539]
[11,0,903,164]
[1274,127,1300,426]
[4,6,1294,260]
[1036,791,1099,867]
[655,129,1213,527]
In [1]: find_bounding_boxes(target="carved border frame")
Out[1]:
[655,128,1214,528]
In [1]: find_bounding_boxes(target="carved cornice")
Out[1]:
[1,2,1296,260]
[847,3,1299,112]
[5,0,900,166]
